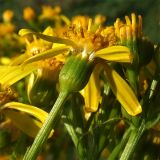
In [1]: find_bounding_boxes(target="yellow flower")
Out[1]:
[39,5,61,20]
[2,9,14,22]
[0,23,15,37]
[114,13,143,84]
[0,15,142,130]
[23,7,36,21]
[114,13,142,42]
[16,16,141,117]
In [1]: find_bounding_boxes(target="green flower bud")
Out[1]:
[27,71,57,110]
[0,130,10,149]
[138,37,154,67]
[59,55,93,93]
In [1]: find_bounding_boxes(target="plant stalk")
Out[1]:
[119,120,145,160]
[23,91,69,160]
[109,126,132,160]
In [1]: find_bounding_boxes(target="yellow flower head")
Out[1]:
[60,18,118,55]
[2,9,14,22]
[23,7,36,21]
[3,15,140,118]
[0,23,15,37]
[101,26,117,46]
[114,13,142,41]
[22,27,65,82]
[25,36,52,57]
[39,5,61,20]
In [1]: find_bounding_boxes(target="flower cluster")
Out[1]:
[0,6,159,160]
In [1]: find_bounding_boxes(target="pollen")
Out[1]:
[59,17,117,53]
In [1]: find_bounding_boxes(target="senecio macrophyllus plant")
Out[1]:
[0,10,160,160]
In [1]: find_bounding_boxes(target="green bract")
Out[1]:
[59,55,94,92]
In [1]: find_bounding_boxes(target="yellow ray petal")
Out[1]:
[10,54,28,65]
[60,15,71,25]
[22,46,70,66]
[0,64,38,86]
[103,63,142,116]
[1,102,53,138]
[80,65,101,113]
[0,57,11,65]
[95,46,133,63]
[19,29,78,47]
[4,110,43,138]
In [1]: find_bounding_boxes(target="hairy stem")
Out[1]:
[120,120,145,160]
[109,126,132,160]
[23,91,68,160]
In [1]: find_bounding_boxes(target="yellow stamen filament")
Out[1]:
[125,16,131,25]
[88,18,92,32]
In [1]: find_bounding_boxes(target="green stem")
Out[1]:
[120,120,145,160]
[126,67,138,95]
[23,91,69,160]
[109,126,132,160]
[64,120,87,160]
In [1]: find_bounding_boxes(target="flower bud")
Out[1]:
[59,55,93,92]
[23,7,36,21]
[138,37,154,67]
[2,10,14,22]
[27,70,57,109]
[0,130,10,148]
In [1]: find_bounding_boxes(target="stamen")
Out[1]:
[138,15,142,37]
[125,16,131,25]
[87,18,92,32]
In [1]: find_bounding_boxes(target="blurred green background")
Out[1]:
[0,0,159,43]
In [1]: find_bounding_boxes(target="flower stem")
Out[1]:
[23,91,69,160]
[126,67,138,95]
[119,120,145,160]
[109,126,132,160]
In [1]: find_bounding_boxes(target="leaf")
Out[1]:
[95,46,133,63]
[1,102,53,138]
[103,63,142,116]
